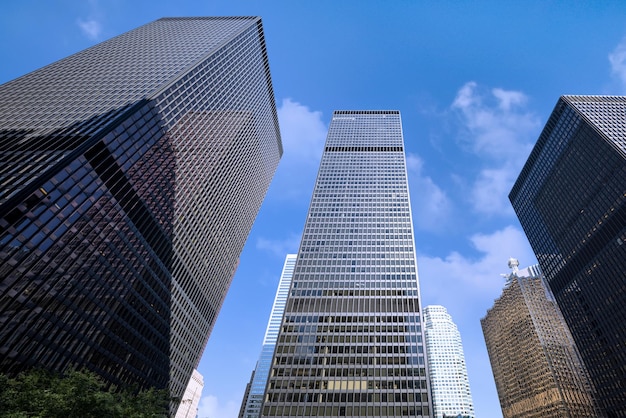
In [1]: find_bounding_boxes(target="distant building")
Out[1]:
[240,254,296,418]
[239,371,255,418]
[510,95,626,415]
[175,369,204,418]
[423,305,474,418]
[0,17,282,414]
[481,259,603,418]
[261,110,432,417]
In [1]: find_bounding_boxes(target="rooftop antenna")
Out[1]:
[501,257,520,284]
[507,257,519,274]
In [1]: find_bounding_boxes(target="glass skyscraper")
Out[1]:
[423,305,474,418]
[261,110,432,417]
[241,254,297,418]
[481,260,602,418]
[509,95,626,416]
[0,16,282,409]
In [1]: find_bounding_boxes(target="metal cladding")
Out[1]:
[482,266,603,418]
[0,16,282,407]
[510,96,626,416]
[261,111,432,417]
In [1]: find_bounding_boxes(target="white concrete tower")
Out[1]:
[424,305,474,418]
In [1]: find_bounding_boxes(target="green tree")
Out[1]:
[0,369,170,418]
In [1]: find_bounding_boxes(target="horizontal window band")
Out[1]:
[325,146,403,152]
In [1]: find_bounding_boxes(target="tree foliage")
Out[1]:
[0,368,170,418]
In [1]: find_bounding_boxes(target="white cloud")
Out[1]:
[452,82,538,160]
[268,98,327,202]
[406,153,452,232]
[77,18,102,40]
[76,0,104,41]
[256,233,301,257]
[609,37,626,92]
[471,166,516,216]
[418,225,537,314]
[492,88,527,111]
[451,82,540,215]
[277,98,327,162]
[196,394,239,418]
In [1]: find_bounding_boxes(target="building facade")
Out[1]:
[241,254,297,418]
[175,369,204,418]
[509,95,626,416]
[261,110,432,417]
[0,16,282,408]
[423,305,474,418]
[481,259,602,418]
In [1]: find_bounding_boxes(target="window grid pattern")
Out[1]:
[423,305,474,418]
[0,17,282,412]
[262,111,432,417]
[242,254,297,418]
[481,266,603,418]
[509,96,626,415]
[0,17,258,207]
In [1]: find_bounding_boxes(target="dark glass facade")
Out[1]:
[0,16,282,407]
[510,96,626,416]
[261,111,432,417]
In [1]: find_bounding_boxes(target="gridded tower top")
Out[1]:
[327,110,403,148]
[561,95,626,154]
[0,17,260,135]
[0,17,280,209]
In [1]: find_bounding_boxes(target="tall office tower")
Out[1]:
[175,369,204,418]
[509,95,626,415]
[241,254,297,418]
[261,110,432,418]
[423,305,474,418]
[481,259,602,418]
[0,16,282,410]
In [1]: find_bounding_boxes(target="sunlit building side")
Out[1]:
[423,305,474,418]
[481,260,603,418]
[175,369,204,418]
[261,110,432,417]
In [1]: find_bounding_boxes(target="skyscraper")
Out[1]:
[175,369,204,418]
[481,259,602,418]
[241,254,297,418]
[423,305,474,418]
[261,110,432,418]
[0,16,282,409]
[509,95,626,415]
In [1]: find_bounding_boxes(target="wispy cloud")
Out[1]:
[268,98,327,202]
[76,0,104,41]
[277,98,327,162]
[452,81,538,161]
[470,166,517,216]
[406,153,451,232]
[256,233,301,257]
[77,18,102,40]
[609,37,626,92]
[196,394,239,418]
[451,82,540,215]
[419,225,537,312]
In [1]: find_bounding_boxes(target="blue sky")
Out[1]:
[2,1,626,417]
